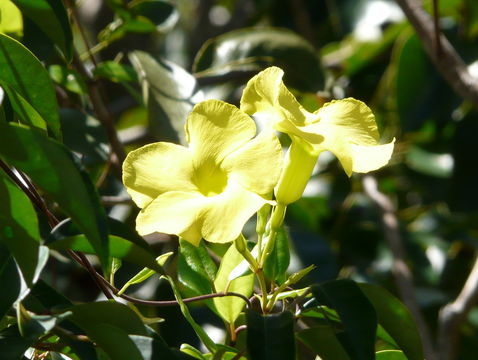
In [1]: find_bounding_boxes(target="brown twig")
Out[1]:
[394,0,478,108]
[95,273,252,308]
[437,258,478,360]
[363,175,437,360]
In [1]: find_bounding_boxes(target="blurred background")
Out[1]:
[5,0,478,358]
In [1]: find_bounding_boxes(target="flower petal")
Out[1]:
[240,67,311,134]
[222,128,283,196]
[350,141,395,173]
[123,142,197,208]
[135,191,206,246]
[201,181,268,244]
[185,100,256,168]
[303,98,394,175]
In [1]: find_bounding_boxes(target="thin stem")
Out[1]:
[256,268,269,313]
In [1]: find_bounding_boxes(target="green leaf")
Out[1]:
[0,324,34,359]
[129,0,179,33]
[0,33,61,139]
[129,51,203,144]
[129,334,197,360]
[0,247,21,319]
[213,243,254,324]
[84,323,145,360]
[94,61,138,83]
[1,82,47,133]
[296,326,351,360]
[11,0,73,60]
[193,27,324,92]
[17,307,72,339]
[311,279,377,360]
[49,65,87,95]
[375,350,408,360]
[263,226,290,283]
[163,275,217,352]
[69,301,148,335]
[358,283,424,360]
[60,109,108,165]
[246,310,295,360]
[0,122,109,268]
[49,234,164,273]
[406,146,453,178]
[117,251,172,295]
[178,239,217,296]
[0,170,42,285]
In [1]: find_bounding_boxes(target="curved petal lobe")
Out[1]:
[123,143,197,208]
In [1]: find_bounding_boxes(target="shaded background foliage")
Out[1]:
[2,0,478,359]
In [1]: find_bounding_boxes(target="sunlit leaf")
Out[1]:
[0,33,61,139]
[213,243,254,324]
[129,51,203,144]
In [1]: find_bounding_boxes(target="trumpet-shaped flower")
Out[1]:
[240,66,394,204]
[123,99,282,245]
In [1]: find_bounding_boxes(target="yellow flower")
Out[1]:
[240,66,394,204]
[122,99,282,245]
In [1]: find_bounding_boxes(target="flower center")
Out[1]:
[194,164,228,197]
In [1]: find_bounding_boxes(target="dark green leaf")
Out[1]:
[60,109,108,165]
[94,61,138,83]
[358,283,424,360]
[83,323,145,360]
[69,301,148,336]
[0,122,109,267]
[0,170,42,285]
[296,326,351,360]
[48,234,163,273]
[129,51,202,144]
[246,310,295,360]
[0,247,21,319]
[0,324,33,359]
[193,27,323,92]
[129,334,197,360]
[311,279,377,360]
[263,226,290,283]
[129,0,179,33]
[0,33,61,139]
[11,0,73,60]
[18,309,72,339]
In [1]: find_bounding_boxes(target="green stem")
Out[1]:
[256,268,269,313]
